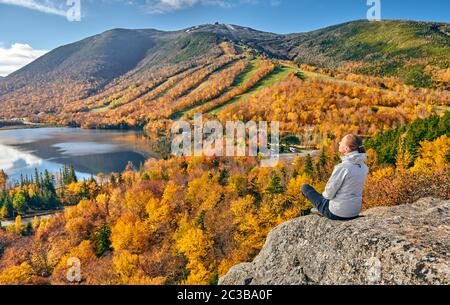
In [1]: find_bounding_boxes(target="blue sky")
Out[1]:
[0,0,449,76]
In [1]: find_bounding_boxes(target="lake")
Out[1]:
[0,127,159,182]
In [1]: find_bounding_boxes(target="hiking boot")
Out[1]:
[310,208,323,216]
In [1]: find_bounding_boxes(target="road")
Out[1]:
[0,210,62,227]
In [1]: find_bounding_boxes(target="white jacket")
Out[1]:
[323,151,369,218]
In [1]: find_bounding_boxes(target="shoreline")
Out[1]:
[0,120,145,132]
[0,123,60,131]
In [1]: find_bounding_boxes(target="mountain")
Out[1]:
[0,28,184,94]
[0,20,448,123]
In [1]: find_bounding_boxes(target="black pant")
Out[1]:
[301,184,357,221]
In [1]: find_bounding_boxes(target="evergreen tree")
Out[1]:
[23,222,33,236]
[93,223,112,257]
[319,147,327,168]
[81,181,89,199]
[266,173,284,195]
[304,154,315,178]
[19,174,24,188]
[110,174,117,188]
[218,168,228,186]
[248,176,261,202]
[34,168,40,188]
[69,165,78,183]
[43,170,56,196]
[315,148,328,179]
[0,170,8,191]
[117,173,124,185]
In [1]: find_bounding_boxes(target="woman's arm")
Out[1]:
[322,166,349,200]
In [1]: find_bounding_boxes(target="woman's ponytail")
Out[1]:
[358,145,366,154]
[346,134,366,153]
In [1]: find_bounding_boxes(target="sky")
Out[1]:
[0,0,449,76]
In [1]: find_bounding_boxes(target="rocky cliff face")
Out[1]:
[219,198,449,285]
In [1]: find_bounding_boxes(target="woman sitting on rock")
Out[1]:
[301,134,369,221]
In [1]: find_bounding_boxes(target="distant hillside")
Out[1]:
[284,20,450,87]
[174,21,450,88]
[149,21,450,87]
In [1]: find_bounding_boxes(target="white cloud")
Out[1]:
[0,43,48,76]
[270,0,281,6]
[0,0,68,16]
[141,0,269,13]
[143,0,201,13]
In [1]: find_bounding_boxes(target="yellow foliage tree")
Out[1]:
[111,218,150,254]
[185,173,222,211]
[174,214,216,284]
[411,135,450,174]
[145,182,182,228]
[229,195,262,258]
[124,189,153,219]
[0,262,33,284]
[15,215,22,234]
[113,250,140,282]
[32,216,40,231]
[286,174,313,211]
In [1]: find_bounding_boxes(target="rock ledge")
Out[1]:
[219,198,449,285]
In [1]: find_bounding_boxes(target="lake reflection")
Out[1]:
[0,127,159,182]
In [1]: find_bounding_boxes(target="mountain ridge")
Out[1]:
[0,19,448,123]
[3,19,449,83]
